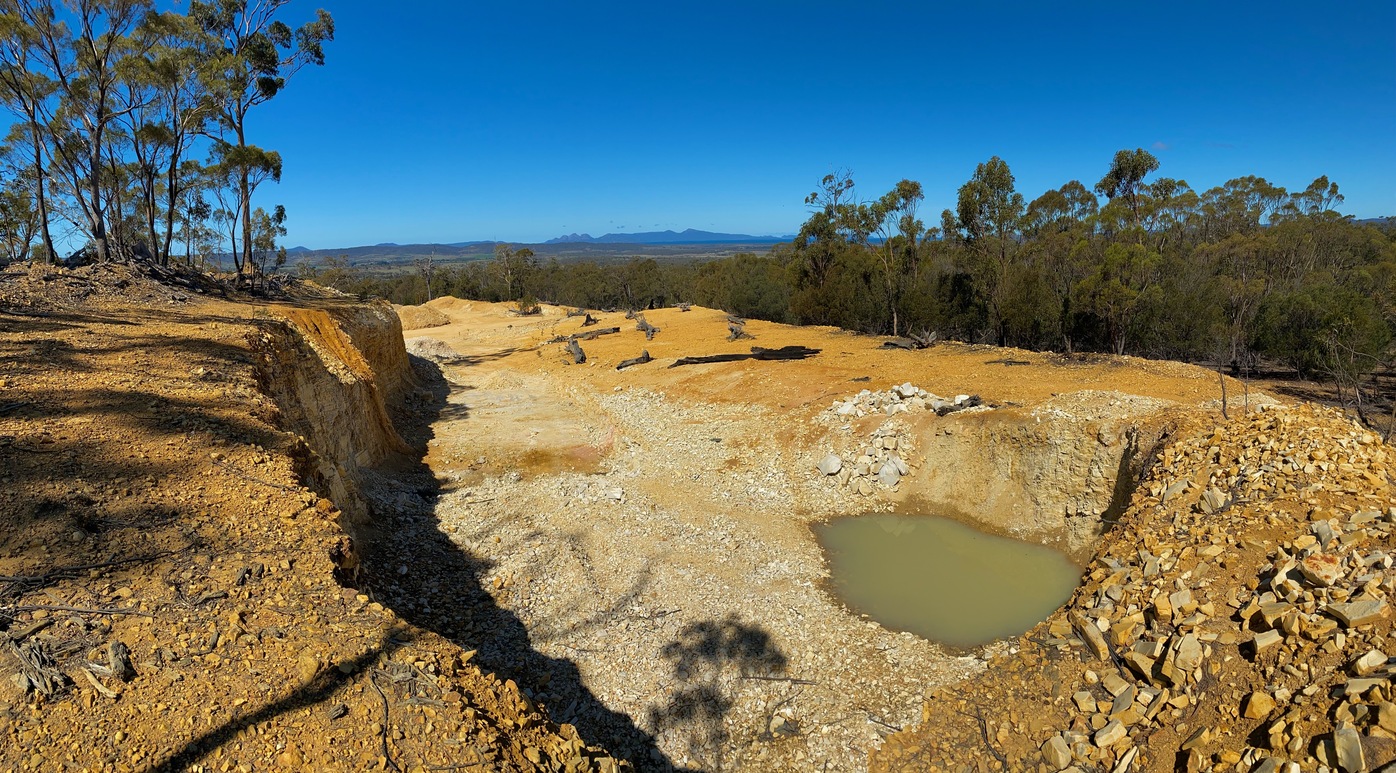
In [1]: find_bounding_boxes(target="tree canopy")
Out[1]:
[0,0,332,277]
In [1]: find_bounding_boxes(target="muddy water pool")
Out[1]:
[816,514,1081,648]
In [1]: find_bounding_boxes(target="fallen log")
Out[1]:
[566,307,588,317]
[547,326,620,343]
[676,302,692,312]
[669,346,820,368]
[616,350,653,371]
[880,330,937,350]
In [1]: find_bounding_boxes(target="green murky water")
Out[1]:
[816,514,1081,648]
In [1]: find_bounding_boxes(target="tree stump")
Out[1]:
[635,314,659,341]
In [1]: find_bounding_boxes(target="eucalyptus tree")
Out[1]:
[248,203,285,287]
[795,170,856,288]
[191,0,332,278]
[951,156,1024,344]
[115,10,215,264]
[1021,181,1098,351]
[1094,148,1160,230]
[865,179,926,336]
[0,140,39,262]
[0,1,59,260]
[20,0,158,262]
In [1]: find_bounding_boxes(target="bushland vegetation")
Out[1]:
[333,152,1396,407]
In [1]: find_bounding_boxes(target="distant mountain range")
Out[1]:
[275,228,794,268]
[545,229,788,244]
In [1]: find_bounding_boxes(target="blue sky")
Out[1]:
[249,1,1396,248]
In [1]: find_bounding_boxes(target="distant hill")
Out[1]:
[280,242,501,267]
[545,228,787,244]
[279,237,788,269]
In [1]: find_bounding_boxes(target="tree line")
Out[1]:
[0,0,332,280]
[333,151,1396,401]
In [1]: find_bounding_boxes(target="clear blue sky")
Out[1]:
[251,0,1396,249]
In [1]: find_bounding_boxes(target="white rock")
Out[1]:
[817,454,842,476]
[878,463,901,487]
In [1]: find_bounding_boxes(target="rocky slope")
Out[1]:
[873,403,1396,772]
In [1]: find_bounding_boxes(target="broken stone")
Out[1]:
[817,454,842,476]
[1042,734,1072,770]
[877,462,900,487]
[1070,612,1110,661]
[1252,630,1283,653]
[1243,691,1275,719]
[1328,599,1388,628]
[1351,649,1388,676]
[1198,487,1229,514]
[1174,634,1203,672]
[1093,719,1125,747]
[1334,721,1365,773]
[1300,552,1343,587]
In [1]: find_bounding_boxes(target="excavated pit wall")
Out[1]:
[877,392,1176,558]
[251,301,416,529]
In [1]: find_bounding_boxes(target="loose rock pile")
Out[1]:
[824,382,982,419]
[817,424,914,496]
[816,383,984,496]
[873,402,1396,773]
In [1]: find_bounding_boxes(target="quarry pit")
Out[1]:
[387,298,1226,771]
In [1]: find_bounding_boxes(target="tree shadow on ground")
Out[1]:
[357,354,692,771]
[647,617,788,772]
[150,626,412,772]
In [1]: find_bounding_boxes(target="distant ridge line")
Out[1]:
[544,228,789,244]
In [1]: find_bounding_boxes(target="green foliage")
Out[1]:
[1095,148,1160,227]
[693,253,789,322]
[1254,284,1390,383]
[1074,243,1162,355]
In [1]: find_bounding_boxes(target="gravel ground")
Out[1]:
[425,379,987,772]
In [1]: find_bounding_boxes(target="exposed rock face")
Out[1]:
[254,303,417,525]
[897,392,1173,555]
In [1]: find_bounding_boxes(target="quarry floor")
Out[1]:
[392,299,1231,771]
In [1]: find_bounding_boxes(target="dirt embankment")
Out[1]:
[0,265,625,773]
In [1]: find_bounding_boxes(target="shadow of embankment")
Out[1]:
[357,353,694,772]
